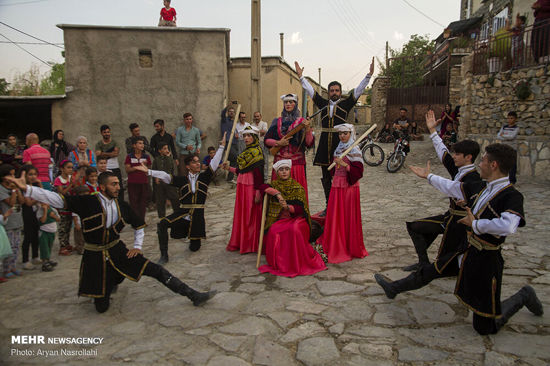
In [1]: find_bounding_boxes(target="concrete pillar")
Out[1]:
[251,0,262,114]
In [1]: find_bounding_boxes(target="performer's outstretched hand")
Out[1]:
[368,57,375,76]
[425,110,438,132]
[134,164,149,174]
[409,160,431,179]
[5,173,27,191]
[457,207,475,227]
[127,248,142,258]
[295,61,304,78]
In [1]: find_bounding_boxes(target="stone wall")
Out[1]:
[371,77,389,131]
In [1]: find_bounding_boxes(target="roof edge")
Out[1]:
[56,24,231,33]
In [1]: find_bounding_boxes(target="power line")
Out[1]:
[0,40,63,45]
[0,21,63,49]
[337,0,385,49]
[400,0,445,28]
[0,32,51,67]
[0,0,50,6]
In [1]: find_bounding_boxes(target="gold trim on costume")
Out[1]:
[468,233,501,251]
[84,240,120,252]
[82,213,103,233]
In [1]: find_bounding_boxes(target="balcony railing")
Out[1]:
[472,21,550,75]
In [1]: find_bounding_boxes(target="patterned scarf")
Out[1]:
[265,177,310,232]
[237,135,264,172]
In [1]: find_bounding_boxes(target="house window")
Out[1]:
[480,22,489,40]
[492,7,509,35]
[139,50,153,68]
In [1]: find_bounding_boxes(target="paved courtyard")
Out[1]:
[1,140,549,365]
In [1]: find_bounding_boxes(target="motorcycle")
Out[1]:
[386,132,409,173]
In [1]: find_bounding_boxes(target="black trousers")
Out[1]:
[406,214,446,262]
[321,165,332,204]
[21,221,39,263]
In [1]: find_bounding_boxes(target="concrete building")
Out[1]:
[55,24,230,162]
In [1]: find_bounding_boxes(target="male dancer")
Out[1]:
[7,172,216,313]
[375,143,543,335]
[403,110,481,272]
[141,133,226,264]
[295,58,374,213]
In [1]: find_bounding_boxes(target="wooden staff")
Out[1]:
[256,194,269,268]
[327,123,377,170]
[222,103,242,164]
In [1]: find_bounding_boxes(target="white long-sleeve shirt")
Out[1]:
[149,144,224,193]
[426,175,521,236]
[300,74,371,117]
[25,185,144,249]
[430,132,476,182]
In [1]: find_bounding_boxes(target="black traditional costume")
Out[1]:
[152,145,225,261]
[24,184,215,313]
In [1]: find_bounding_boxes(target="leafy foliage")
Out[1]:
[5,63,65,96]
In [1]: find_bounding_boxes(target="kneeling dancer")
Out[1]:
[374,144,543,335]
[144,136,226,262]
[258,159,326,277]
[8,171,215,313]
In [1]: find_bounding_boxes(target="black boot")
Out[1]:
[160,267,216,306]
[189,239,201,252]
[94,297,110,313]
[374,272,425,299]
[496,285,544,329]
[403,224,430,271]
[157,223,169,264]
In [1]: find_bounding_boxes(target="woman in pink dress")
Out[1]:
[318,123,368,263]
[264,93,314,202]
[224,125,264,254]
[259,159,326,277]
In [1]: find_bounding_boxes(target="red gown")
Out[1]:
[226,168,263,254]
[318,157,368,263]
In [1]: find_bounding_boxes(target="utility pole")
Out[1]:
[385,41,389,71]
[318,67,321,86]
[279,33,284,59]
[251,0,262,114]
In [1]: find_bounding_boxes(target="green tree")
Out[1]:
[379,34,435,88]
[9,64,42,96]
[40,63,65,95]
[0,78,9,95]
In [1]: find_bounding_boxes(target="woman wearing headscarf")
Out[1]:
[437,104,456,138]
[258,159,326,277]
[264,94,314,202]
[317,123,368,263]
[224,125,264,254]
[49,130,74,177]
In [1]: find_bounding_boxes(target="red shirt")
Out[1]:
[125,153,151,184]
[160,7,176,21]
[23,144,51,182]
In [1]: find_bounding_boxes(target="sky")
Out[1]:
[0,0,460,90]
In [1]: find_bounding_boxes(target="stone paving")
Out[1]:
[1,140,549,365]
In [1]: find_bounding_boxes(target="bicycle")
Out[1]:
[357,134,385,167]
[386,132,409,173]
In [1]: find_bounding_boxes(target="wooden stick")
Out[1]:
[327,124,377,170]
[256,194,269,268]
[222,104,241,164]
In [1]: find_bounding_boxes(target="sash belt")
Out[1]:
[84,240,119,252]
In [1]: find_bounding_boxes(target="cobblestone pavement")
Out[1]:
[2,140,549,365]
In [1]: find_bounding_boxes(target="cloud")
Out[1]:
[393,31,404,40]
[290,32,303,45]
[368,31,375,38]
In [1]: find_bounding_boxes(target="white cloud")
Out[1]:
[290,32,303,45]
[393,31,404,40]
[368,31,375,38]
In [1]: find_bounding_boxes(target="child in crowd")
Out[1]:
[37,203,60,272]
[20,165,42,270]
[71,185,89,255]
[96,156,110,174]
[85,167,99,195]
[201,146,216,171]
[54,160,80,256]
[442,123,457,148]
[497,111,520,184]
[125,136,151,220]
[0,207,13,282]
[152,143,179,218]
[158,0,177,27]
[0,164,24,279]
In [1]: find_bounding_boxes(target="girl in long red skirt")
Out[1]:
[259,159,326,277]
[318,123,368,263]
[224,125,264,254]
[264,93,314,203]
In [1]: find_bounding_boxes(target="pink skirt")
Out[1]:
[318,184,368,263]
[259,217,326,277]
[226,172,262,254]
[271,164,309,203]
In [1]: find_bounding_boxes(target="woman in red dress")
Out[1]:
[259,159,326,277]
[318,124,368,263]
[264,93,314,202]
[224,125,264,254]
